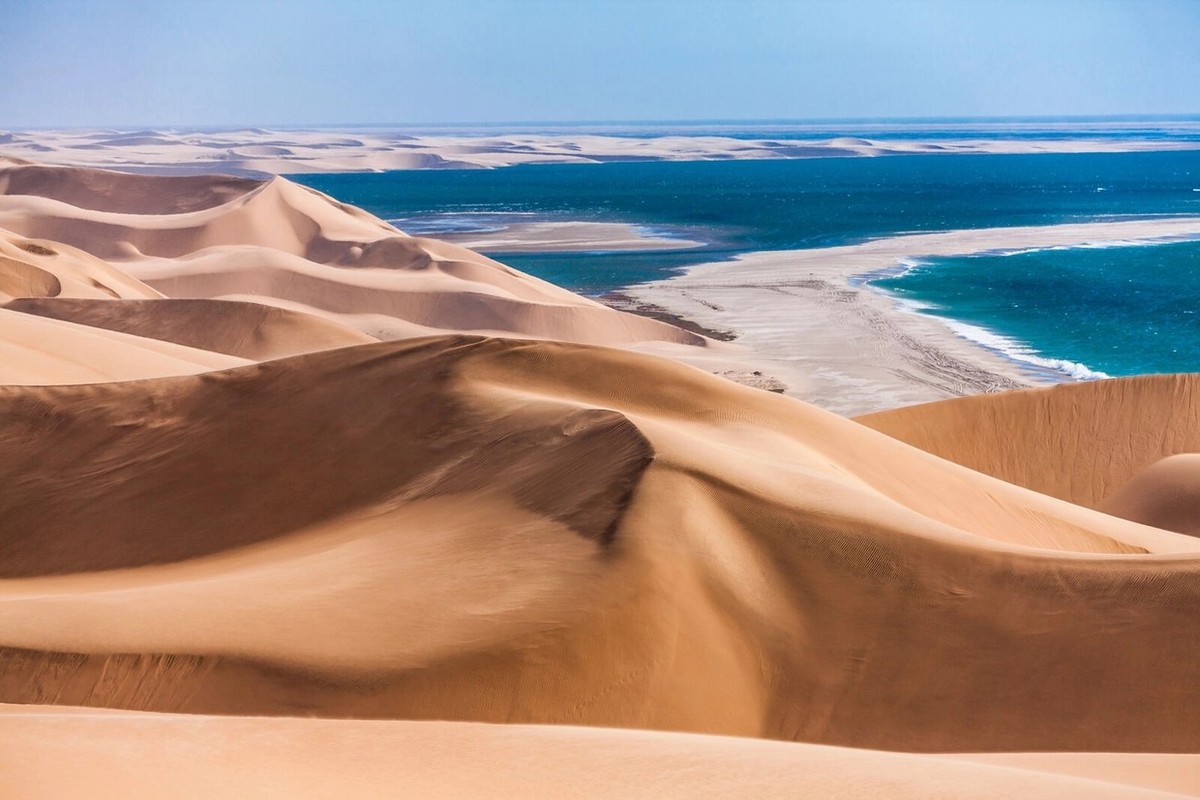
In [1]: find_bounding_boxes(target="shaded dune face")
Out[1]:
[3,297,374,360]
[0,337,1199,753]
[0,337,652,575]
[0,231,163,302]
[0,164,262,215]
[1099,454,1200,536]
[0,255,61,299]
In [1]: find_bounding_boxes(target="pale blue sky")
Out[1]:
[2,0,1197,127]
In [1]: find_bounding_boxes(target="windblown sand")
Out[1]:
[1,159,1199,798]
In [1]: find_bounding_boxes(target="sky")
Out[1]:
[1,0,1198,128]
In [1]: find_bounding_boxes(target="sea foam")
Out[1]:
[943,318,1111,381]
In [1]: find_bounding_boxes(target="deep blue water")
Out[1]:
[296,149,1200,378]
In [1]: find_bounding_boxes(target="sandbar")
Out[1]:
[623,217,1200,415]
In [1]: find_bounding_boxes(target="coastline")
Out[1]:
[8,132,1198,414]
[620,217,1200,415]
[388,209,1200,415]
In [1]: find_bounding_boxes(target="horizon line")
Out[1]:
[7,113,1200,133]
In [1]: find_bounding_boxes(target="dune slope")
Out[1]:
[0,337,1198,755]
[856,375,1200,509]
[0,229,162,301]
[4,296,375,359]
[3,709,1197,800]
[0,306,247,384]
[0,162,703,349]
[0,162,262,214]
[1097,454,1200,536]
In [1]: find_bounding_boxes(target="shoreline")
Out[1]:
[621,217,1200,416]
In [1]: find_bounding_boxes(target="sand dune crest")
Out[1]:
[0,162,262,214]
[0,163,705,350]
[0,306,247,384]
[0,337,652,576]
[0,232,162,301]
[0,337,1198,754]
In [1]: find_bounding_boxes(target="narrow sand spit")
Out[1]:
[624,217,1200,414]
[1,161,1199,798]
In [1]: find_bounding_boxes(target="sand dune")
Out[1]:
[1099,454,1200,536]
[2,336,1200,756]
[0,229,162,301]
[3,127,1199,176]
[2,161,1199,797]
[0,162,705,350]
[0,162,261,213]
[953,752,1200,798]
[0,306,246,384]
[856,375,1200,509]
[5,297,375,359]
[4,709,1198,800]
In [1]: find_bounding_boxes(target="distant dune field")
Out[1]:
[4,127,1198,176]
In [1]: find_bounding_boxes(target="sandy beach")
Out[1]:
[3,127,1200,175]
[623,217,1200,415]
[3,160,1200,798]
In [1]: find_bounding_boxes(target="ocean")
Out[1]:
[296,146,1200,378]
[871,239,1200,378]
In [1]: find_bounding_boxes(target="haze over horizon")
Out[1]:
[2,0,1198,129]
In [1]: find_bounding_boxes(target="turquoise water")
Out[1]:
[296,149,1200,377]
[871,239,1200,378]
[298,151,1200,290]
